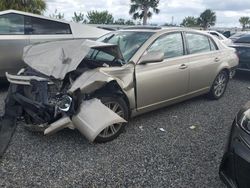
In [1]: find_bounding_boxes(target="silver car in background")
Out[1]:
[0,10,109,77]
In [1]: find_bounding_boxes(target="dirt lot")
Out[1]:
[0,72,249,188]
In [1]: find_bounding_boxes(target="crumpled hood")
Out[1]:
[23,39,124,80]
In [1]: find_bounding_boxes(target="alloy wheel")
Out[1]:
[98,101,124,138]
[214,73,227,97]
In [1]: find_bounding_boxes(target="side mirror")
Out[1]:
[139,51,164,64]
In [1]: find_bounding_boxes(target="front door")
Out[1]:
[135,32,189,111]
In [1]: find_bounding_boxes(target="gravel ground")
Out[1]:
[0,72,250,188]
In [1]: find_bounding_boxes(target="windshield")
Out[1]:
[97,31,154,62]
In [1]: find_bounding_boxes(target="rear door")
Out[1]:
[24,16,73,44]
[184,32,221,92]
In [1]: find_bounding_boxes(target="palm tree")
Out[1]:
[197,9,216,30]
[129,0,160,25]
[239,17,250,31]
[72,12,87,23]
[0,0,46,15]
[50,9,64,20]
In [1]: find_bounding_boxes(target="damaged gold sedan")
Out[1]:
[0,28,238,156]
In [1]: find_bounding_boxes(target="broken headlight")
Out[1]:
[57,95,72,112]
[238,109,250,134]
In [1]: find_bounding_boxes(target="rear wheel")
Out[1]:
[95,96,129,143]
[208,70,229,99]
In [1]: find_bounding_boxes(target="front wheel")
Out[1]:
[208,70,229,100]
[95,96,129,143]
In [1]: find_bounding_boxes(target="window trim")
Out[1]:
[24,15,72,35]
[0,13,25,35]
[209,32,223,40]
[0,13,72,35]
[208,37,218,51]
[184,32,218,55]
[145,31,186,60]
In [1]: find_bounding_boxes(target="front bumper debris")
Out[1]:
[44,98,126,142]
[6,72,53,85]
[0,72,127,157]
[71,98,126,142]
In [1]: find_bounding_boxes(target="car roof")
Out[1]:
[0,9,70,24]
[230,32,249,38]
[236,33,250,38]
[120,26,183,31]
[234,33,250,43]
[119,27,211,36]
[207,30,219,33]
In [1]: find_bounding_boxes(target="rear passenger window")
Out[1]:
[0,13,24,34]
[148,33,184,59]
[24,16,72,35]
[186,33,211,54]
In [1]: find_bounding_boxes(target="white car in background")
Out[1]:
[0,10,109,77]
[207,31,232,46]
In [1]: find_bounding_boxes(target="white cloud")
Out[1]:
[44,0,250,27]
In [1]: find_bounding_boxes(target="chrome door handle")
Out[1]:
[214,57,220,62]
[179,64,188,69]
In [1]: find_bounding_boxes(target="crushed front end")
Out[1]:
[0,39,129,157]
[6,68,75,131]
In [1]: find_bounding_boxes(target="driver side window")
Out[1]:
[148,32,184,59]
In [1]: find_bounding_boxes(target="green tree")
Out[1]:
[87,11,114,24]
[197,9,216,30]
[129,0,160,25]
[181,16,198,27]
[239,17,250,31]
[50,9,64,20]
[0,0,46,14]
[72,12,87,23]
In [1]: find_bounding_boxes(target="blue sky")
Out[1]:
[45,0,250,27]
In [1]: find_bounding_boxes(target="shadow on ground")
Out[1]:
[235,70,250,81]
[0,79,9,92]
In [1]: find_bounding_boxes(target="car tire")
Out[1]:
[95,96,129,143]
[208,70,229,100]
